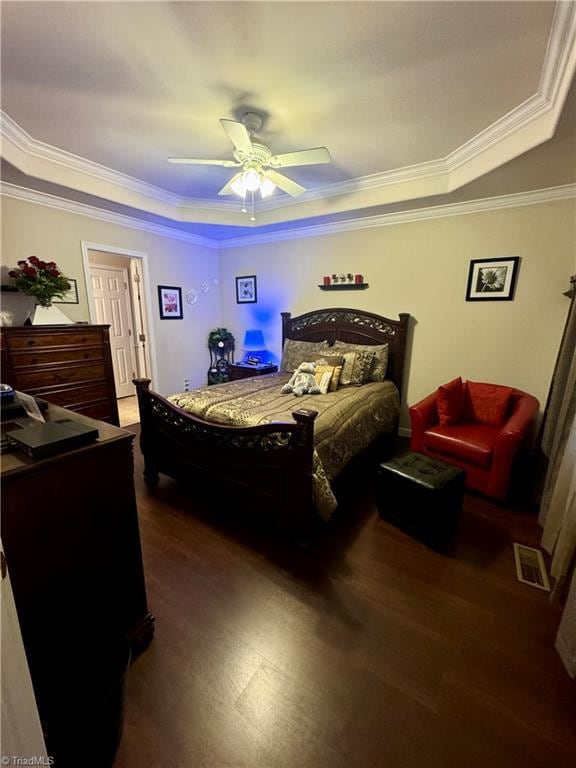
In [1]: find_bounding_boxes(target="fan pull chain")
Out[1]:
[250,191,256,222]
[241,194,247,214]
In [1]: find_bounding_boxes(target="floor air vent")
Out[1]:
[513,543,551,591]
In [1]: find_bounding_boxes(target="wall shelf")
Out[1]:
[318,283,369,291]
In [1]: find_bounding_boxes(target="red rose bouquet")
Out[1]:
[8,256,71,307]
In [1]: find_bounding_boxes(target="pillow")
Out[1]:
[315,355,344,367]
[332,341,389,382]
[281,338,329,372]
[339,350,375,386]
[465,381,514,427]
[314,367,334,394]
[315,356,344,392]
[436,377,464,426]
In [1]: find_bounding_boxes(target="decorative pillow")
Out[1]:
[339,351,375,386]
[465,381,514,427]
[281,339,329,372]
[332,341,389,382]
[314,367,334,395]
[315,356,344,392]
[436,377,464,426]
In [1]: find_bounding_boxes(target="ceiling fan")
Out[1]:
[168,112,331,203]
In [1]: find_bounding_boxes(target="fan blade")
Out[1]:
[269,146,331,168]
[220,119,253,155]
[264,169,306,197]
[168,157,239,167]
[218,172,243,196]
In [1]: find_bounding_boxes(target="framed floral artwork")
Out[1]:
[465,257,520,301]
[235,275,257,304]
[158,285,183,319]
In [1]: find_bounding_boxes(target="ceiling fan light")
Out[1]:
[260,178,276,198]
[242,168,261,192]
[231,177,246,197]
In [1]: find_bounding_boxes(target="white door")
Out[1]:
[90,265,136,398]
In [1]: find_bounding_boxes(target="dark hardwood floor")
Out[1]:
[114,434,576,768]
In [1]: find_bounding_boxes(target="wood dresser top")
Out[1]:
[1,403,133,477]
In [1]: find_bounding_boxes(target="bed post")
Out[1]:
[396,313,410,399]
[281,311,291,348]
[133,378,159,486]
[290,408,319,540]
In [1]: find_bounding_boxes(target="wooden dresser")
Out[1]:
[0,324,120,425]
[1,404,155,659]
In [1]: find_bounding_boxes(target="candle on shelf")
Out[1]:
[355,274,363,284]
[323,276,331,285]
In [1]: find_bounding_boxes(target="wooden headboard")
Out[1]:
[281,307,410,394]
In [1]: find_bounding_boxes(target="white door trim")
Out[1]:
[80,241,158,387]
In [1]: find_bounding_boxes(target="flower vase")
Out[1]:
[29,303,73,325]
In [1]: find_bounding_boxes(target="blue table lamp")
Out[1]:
[242,329,268,364]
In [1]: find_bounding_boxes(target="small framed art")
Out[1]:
[158,285,183,319]
[235,275,257,304]
[53,278,79,304]
[465,257,520,301]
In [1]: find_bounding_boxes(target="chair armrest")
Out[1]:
[496,394,540,443]
[409,392,439,452]
[488,394,539,499]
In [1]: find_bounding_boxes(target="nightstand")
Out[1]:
[229,363,278,381]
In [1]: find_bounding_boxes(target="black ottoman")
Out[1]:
[376,452,465,545]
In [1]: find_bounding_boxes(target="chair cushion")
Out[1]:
[423,423,500,468]
[437,377,464,425]
[465,381,514,427]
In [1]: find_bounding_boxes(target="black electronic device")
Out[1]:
[6,418,99,459]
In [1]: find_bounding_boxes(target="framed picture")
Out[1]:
[53,278,79,304]
[235,275,257,304]
[157,285,183,319]
[465,257,520,301]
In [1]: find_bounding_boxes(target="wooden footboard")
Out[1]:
[133,378,319,531]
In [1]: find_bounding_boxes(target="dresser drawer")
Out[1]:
[38,382,111,408]
[6,330,103,350]
[10,346,104,369]
[15,363,107,390]
[1,325,119,427]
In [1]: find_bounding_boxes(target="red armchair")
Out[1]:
[409,379,539,501]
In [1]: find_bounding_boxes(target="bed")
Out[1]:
[133,307,410,533]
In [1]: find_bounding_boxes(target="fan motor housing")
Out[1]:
[233,142,272,166]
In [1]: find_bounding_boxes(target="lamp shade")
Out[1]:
[243,329,265,350]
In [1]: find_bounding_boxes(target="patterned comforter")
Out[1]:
[168,372,399,520]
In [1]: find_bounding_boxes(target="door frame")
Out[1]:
[80,241,158,387]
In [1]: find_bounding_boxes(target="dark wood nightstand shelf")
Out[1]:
[318,283,369,290]
[229,363,278,381]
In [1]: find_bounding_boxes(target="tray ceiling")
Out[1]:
[1,1,575,230]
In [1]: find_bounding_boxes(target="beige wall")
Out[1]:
[2,195,574,429]
[0,197,221,395]
[220,199,576,430]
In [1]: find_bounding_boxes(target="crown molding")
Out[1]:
[0,182,218,249]
[217,184,576,249]
[0,110,241,222]
[1,2,574,228]
[3,179,574,252]
[0,111,181,206]
[539,0,576,106]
